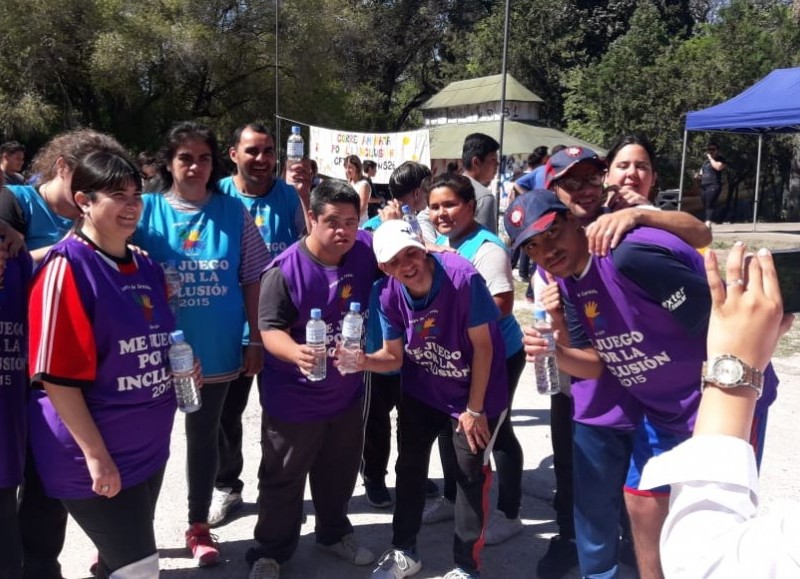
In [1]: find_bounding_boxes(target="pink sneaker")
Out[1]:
[185,522,219,567]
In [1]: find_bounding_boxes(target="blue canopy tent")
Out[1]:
[678,67,800,228]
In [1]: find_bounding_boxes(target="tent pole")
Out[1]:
[752,134,763,231]
[496,0,511,228]
[678,129,689,211]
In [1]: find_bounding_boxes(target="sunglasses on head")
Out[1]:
[555,173,604,192]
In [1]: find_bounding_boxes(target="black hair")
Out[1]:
[606,134,657,166]
[230,122,271,148]
[310,179,360,216]
[527,146,549,167]
[388,161,432,201]
[422,172,475,205]
[461,133,499,169]
[363,159,377,172]
[0,141,25,156]
[707,141,720,149]
[71,150,142,199]
[550,144,567,156]
[147,122,225,194]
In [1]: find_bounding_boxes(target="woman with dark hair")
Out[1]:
[583,134,712,257]
[27,150,180,578]
[423,173,526,545]
[344,154,372,223]
[0,129,128,579]
[134,121,269,566]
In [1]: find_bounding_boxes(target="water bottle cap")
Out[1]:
[401,204,412,214]
[533,307,547,320]
[349,302,361,313]
[310,308,322,319]
[170,330,185,343]
[291,125,301,134]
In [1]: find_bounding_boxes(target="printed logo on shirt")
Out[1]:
[180,227,205,256]
[661,287,687,312]
[583,301,607,332]
[131,293,155,322]
[413,314,439,339]
[254,212,272,240]
[336,273,356,309]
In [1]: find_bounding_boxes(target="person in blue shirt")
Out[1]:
[210,122,310,528]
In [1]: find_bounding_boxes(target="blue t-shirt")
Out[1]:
[514,166,547,193]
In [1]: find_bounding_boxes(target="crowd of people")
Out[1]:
[0,126,794,579]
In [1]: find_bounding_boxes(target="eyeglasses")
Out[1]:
[554,173,604,192]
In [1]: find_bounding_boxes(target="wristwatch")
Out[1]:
[701,354,764,399]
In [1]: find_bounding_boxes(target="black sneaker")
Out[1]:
[425,478,440,498]
[364,479,393,508]
[536,535,578,579]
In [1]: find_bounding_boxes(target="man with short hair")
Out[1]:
[461,133,499,233]
[0,141,25,186]
[210,122,310,528]
[247,181,378,579]
[507,184,778,579]
[512,145,555,200]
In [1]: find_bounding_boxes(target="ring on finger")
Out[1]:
[726,278,744,287]
[604,230,613,237]
[101,484,110,491]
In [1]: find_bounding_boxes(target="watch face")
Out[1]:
[712,356,744,386]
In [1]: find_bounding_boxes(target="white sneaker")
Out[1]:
[372,548,422,578]
[484,510,523,545]
[422,497,455,524]
[443,568,479,579]
[208,487,243,527]
[317,533,376,565]
[249,557,280,579]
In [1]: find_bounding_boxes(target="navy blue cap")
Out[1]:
[504,190,569,250]
[545,146,605,188]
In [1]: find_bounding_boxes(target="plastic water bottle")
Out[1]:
[533,307,560,395]
[163,260,181,316]
[401,205,424,244]
[287,125,304,165]
[338,302,364,374]
[306,308,327,381]
[168,330,202,413]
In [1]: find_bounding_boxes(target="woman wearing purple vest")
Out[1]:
[362,219,509,579]
[27,150,180,578]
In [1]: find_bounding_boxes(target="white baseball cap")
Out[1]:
[372,219,426,264]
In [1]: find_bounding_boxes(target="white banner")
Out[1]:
[309,126,430,184]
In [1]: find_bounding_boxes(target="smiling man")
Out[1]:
[506,191,712,579]
[211,123,310,528]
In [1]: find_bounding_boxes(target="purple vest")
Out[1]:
[29,236,177,499]
[561,228,705,435]
[0,252,32,488]
[378,252,508,419]
[259,231,378,422]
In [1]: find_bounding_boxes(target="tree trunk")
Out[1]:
[787,134,800,221]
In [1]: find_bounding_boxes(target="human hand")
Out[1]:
[540,272,565,324]
[190,359,204,389]
[86,453,122,498]
[584,208,640,256]
[456,412,490,453]
[0,220,24,257]
[705,242,794,370]
[294,343,321,376]
[286,160,312,199]
[522,326,560,362]
[242,344,264,377]
[332,341,366,375]
[379,200,403,222]
[604,185,650,211]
